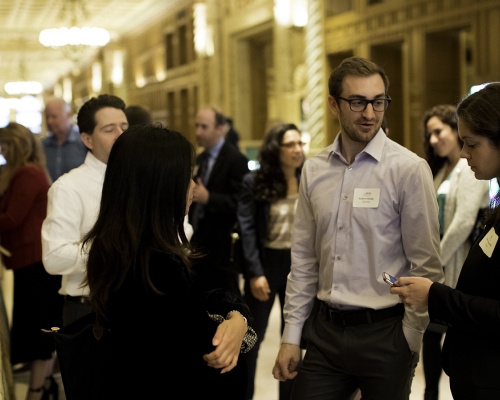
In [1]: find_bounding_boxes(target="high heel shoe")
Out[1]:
[41,376,59,400]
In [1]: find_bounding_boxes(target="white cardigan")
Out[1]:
[434,158,490,288]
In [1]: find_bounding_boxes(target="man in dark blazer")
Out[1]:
[189,106,249,296]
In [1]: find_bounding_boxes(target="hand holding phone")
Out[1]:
[382,272,397,286]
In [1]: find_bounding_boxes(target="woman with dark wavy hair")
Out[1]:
[238,123,304,399]
[82,124,255,399]
[392,83,500,399]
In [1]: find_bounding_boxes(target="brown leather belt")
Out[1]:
[321,302,404,326]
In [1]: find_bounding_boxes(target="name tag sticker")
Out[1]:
[353,188,380,208]
[479,227,498,258]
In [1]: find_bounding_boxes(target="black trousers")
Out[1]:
[62,296,92,326]
[243,248,296,400]
[292,303,418,400]
[422,328,444,394]
[450,375,500,400]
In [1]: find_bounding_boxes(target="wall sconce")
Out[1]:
[54,83,63,98]
[156,70,167,82]
[111,50,124,87]
[193,3,214,57]
[136,76,146,88]
[274,0,308,28]
[63,77,73,103]
[92,61,102,93]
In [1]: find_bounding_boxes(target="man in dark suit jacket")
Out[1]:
[189,107,249,296]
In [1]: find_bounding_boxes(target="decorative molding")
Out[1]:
[324,0,500,54]
[224,0,270,16]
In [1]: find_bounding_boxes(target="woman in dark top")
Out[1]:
[238,123,304,399]
[82,124,255,399]
[421,104,489,400]
[391,83,500,400]
[0,122,62,400]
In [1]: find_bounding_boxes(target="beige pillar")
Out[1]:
[407,28,426,155]
[304,0,328,152]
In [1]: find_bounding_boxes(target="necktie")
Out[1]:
[198,152,209,185]
[191,153,209,231]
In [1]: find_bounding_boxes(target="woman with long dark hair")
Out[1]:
[0,122,61,400]
[83,124,255,399]
[238,123,304,399]
[392,83,500,399]
[421,105,489,400]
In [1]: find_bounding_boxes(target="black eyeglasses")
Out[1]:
[335,96,391,112]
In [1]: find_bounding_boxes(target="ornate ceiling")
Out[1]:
[0,0,182,97]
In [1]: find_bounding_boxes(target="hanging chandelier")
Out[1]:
[4,82,43,95]
[39,0,110,63]
[4,57,43,95]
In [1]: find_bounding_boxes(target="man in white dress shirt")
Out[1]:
[42,94,129,325]
[272,57,444,399]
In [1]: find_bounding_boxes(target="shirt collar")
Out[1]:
[207,137,225,160]
[328,128,386,164]
[84,151,107,176]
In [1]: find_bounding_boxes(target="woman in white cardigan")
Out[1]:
[422,104,490,400]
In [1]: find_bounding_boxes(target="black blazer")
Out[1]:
[237,171,301,280]
[428,221,500,391]
[190,141,249,266]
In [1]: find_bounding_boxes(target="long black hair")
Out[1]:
[457,83,500,225]
[83,124,196,320]
[254,123,303,203]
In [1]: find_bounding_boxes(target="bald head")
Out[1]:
[195,107,226,149]
[45,98,72,144]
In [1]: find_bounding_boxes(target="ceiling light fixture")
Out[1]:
[4,81,43,95]
[39,0,110,63]
[4,56,43,96]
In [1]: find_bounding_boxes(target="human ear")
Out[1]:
[327,95,339,116]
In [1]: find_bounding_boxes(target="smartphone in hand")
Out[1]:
[382,272,397,286]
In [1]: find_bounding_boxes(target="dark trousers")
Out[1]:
[243,248,296,400]
[422,328,444,396]
[292,303,418,400]
[62,296,92,326]
[450,376,500,400]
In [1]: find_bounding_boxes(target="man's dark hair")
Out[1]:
[328,56,390,97]
[77,94,126,135]
[211,107,226,127]
[125,105,153,126]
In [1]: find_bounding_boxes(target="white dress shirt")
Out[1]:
[42,152,106,296]
[282,129,444,353]
[42,151,194,297]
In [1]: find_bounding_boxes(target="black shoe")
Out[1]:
[41,376,59,400]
